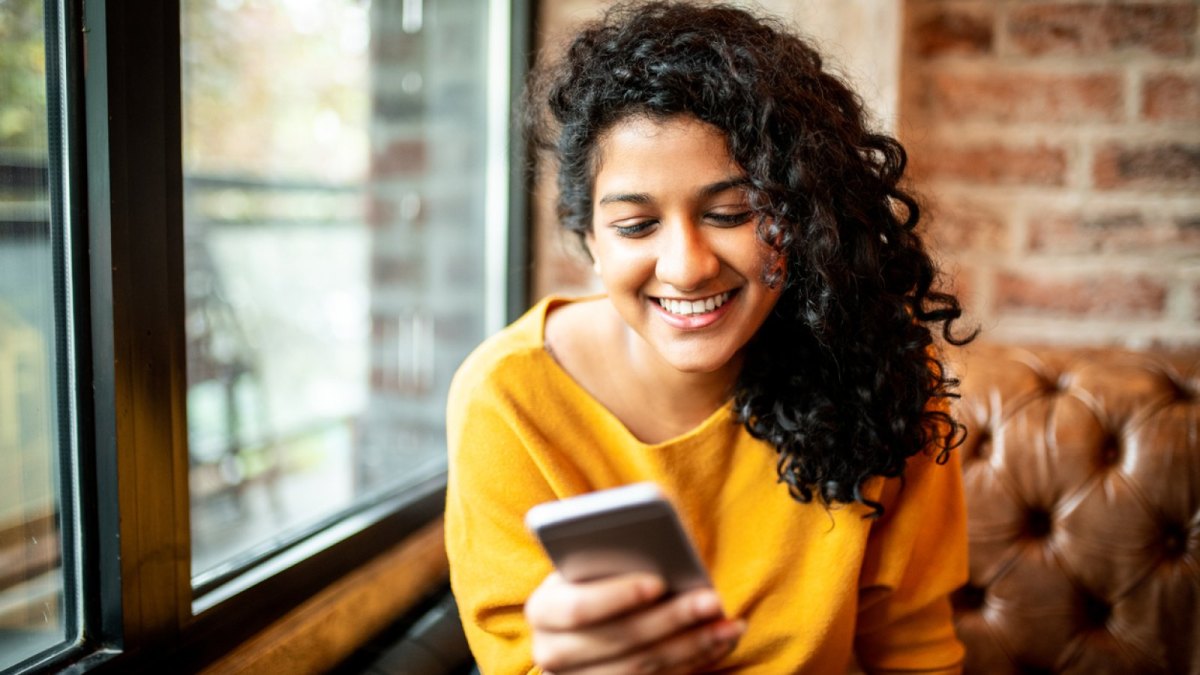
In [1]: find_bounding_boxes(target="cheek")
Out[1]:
[595,241,651,281]
[725,231,777,281]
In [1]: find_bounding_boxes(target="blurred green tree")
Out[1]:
[0,0,48,157]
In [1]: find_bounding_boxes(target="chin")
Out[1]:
[661,349,738,375]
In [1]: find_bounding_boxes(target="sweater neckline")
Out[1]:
[529,295,738,451]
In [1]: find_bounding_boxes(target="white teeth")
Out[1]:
[657,291,731,316]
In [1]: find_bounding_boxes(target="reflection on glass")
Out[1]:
[0,0,69,668]
[182,0,491,580]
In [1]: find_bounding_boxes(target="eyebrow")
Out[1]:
[596,176,751,206]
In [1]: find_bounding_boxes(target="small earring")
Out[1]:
[592,259,602,275]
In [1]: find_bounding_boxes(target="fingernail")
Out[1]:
[639,575,665,598]
[713,619,745,642]
[692,592,721,617]
[709,635,735,655]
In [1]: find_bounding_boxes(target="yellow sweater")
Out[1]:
[446,296,967,674]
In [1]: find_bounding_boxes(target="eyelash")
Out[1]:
[612,212,753,238]
[709,211,753,226]
[613,221,655,238]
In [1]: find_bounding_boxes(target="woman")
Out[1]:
[446,2,974,673]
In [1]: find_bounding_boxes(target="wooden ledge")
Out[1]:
[202,517,448,675]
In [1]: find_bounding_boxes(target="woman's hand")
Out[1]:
[525,572,745,674]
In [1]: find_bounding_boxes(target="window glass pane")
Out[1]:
[182,0,493,580]
[0,0,70,667]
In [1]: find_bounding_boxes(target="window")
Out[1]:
[180,0,501,591]
[0,0,528,671]
[0,0,78,670]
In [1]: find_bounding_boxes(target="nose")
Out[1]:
[655,218,720,292]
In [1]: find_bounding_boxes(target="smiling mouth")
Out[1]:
[656,290,734,316]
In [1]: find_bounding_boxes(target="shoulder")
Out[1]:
[868,446,964,512]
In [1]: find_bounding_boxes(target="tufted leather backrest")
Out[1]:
[949,344,1200,675]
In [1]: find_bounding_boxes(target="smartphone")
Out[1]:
[525,482,712,594]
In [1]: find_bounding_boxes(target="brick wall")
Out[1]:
[360,0,491,487]
[530,0,1200,348]
[903,0,1200,347]
[530,0,623,300]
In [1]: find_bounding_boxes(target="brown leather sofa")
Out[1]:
[950,344,1199,674]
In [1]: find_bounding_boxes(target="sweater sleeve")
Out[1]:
[853,446,968,674]
[445,357,554,675]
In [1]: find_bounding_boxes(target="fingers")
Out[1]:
[562,617,746,675]
[526,572,667,631]
[526,574,747,674]
[532,587,725,669]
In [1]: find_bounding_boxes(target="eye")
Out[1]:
[707,211,753,227]
[612,220,657,238]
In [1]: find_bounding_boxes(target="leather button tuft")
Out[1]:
[973,433,991,461]
[952,584,986,611]
[1163,523,1188,557]
[1081,593,1111,628]
[1170,377,1197,402]
[1039,374,1064,395]
[1025,509,1052,539]
[1099,438,1121,467]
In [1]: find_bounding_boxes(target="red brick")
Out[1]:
[370,365,387,391]
[927,71,1123,123]
[534,245,598,299]
[371,254,423,285]
[371,138,427,177]
[369,365,427,396]
[994,272,1167,317]
[370,314,395,341]
[1008,4,1197,58]
[1093,143,1200,190]
[912,6,995,58]
[923,199,1010,253]
[940,268,976,315]
[1142,73,1200,122]
[1179,215,1200,249]
[911,142,1068,187]
[371,28,422,62]
[1027,211,1156,253]
[366,196,395,228]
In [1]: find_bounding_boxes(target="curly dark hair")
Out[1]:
[526,1,976,515]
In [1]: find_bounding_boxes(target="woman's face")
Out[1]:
[586,115,783,375]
